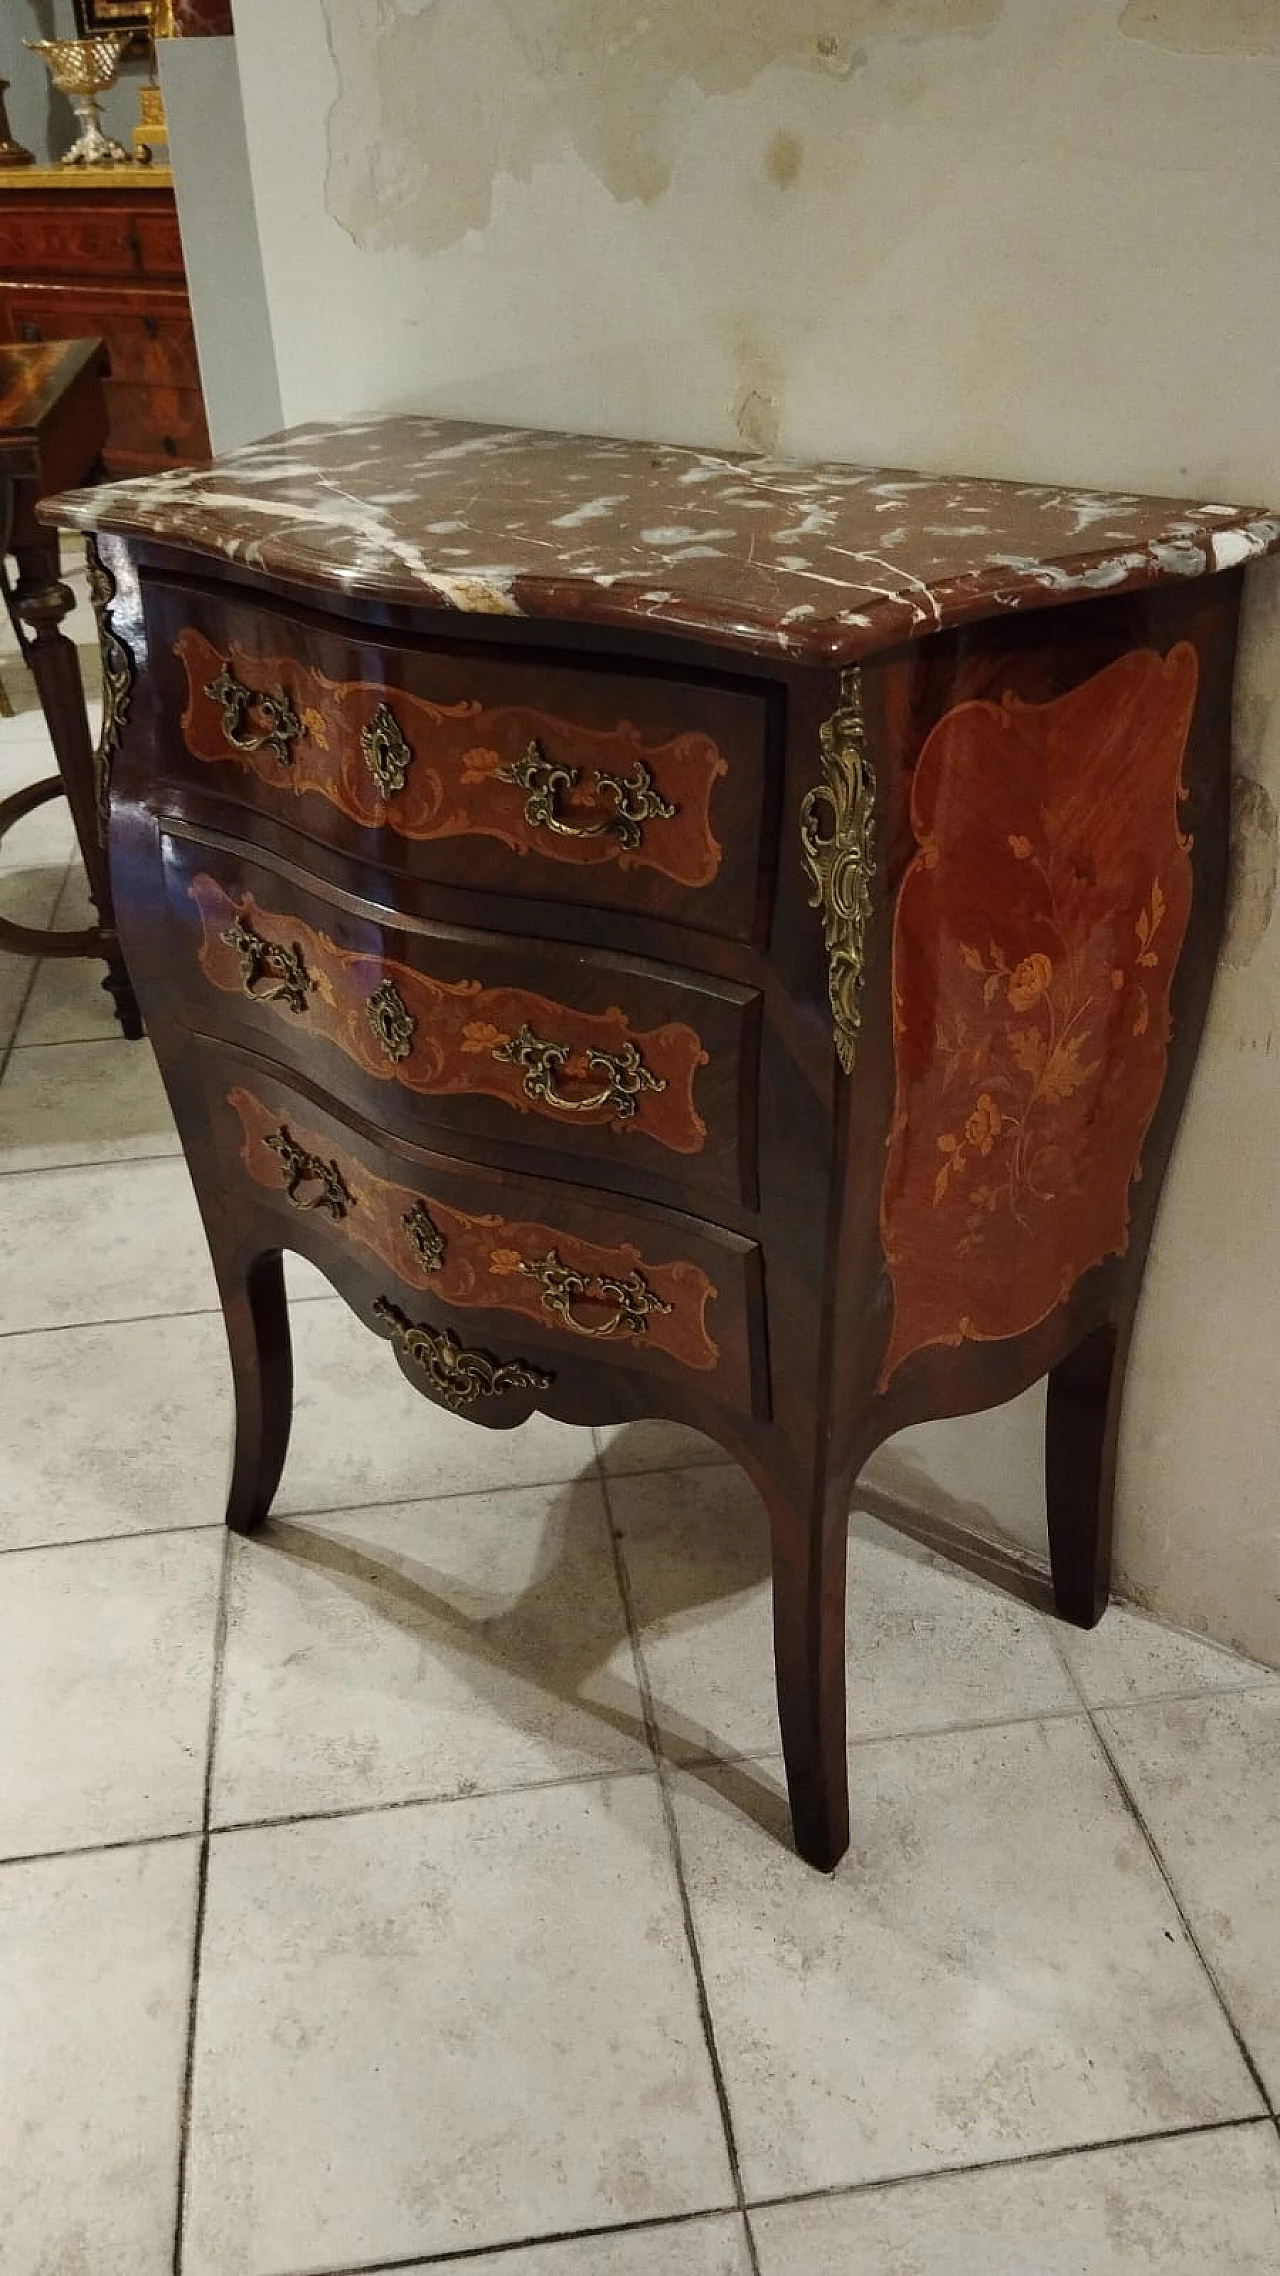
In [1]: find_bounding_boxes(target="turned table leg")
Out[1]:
[8,526,142,1037]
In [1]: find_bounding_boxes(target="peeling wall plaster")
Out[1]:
[321,0,1001,254]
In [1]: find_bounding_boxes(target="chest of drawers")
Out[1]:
[0,171,210,477]
[49,420,1280,1869]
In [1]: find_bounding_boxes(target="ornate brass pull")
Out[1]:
[491,1023,666,1120]
[374,1297,552,1412]
[402,1201,446,1274]
[206,663,302,767]
[263,1125,353,1219]
[361,702,414,799]
[518,1248,672,1341]
[367,978,415,1063]
[496,741,676,850]
[221,914,314,1016]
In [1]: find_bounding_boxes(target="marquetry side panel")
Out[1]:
[878,642,1199,1385]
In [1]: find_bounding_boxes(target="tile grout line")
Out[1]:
[0,850,74,1088]
[0,1761,663,1876]
[740,2110,1275,2220]
[1044,1616,1275,2119]
[1043,1620,1266,2112]
[285,2200,748,2276]
[0,1283,335,1343]
[0,1146,181,1181]
[1085,1706,1276,2120]
[171,1522,234,2276]
[596,1459,764,2276]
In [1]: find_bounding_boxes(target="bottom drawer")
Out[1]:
[203,1048,768,1420]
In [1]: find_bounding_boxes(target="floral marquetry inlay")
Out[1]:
[878,643,1199,1385]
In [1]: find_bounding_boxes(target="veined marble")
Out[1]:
[45,416,1280,662]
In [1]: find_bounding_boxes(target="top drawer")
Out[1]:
[0,204,185,282]
[143,582,774,942]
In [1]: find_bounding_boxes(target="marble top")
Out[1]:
[45,415,1280,664]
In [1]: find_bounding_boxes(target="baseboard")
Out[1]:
[854,1480,1058,1618]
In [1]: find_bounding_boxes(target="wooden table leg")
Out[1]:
[8,525,142,1038]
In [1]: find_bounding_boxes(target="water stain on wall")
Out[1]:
[764,129,804,188]
[322,0,1002,254]
[1119,0,1280,55]
[1223,775,1278,968]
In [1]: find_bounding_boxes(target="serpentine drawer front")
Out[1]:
[144,580,774,941]
[52,414,1280,1872]
[200,1045,766,1417]
[159,830,760,1209]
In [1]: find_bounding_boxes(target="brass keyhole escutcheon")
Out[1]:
[361,702,414,799]
[367,977,415,1064]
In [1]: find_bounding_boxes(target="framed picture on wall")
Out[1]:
[72,0,152,53]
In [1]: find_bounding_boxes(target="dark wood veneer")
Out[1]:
[55,420,1269,1871]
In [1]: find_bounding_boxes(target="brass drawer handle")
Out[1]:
[519,1247,672,1341]
[492,1022,665,1120]
[374,1297,552,1412]
[221,914,314,1015]
[206,663,302,767]
[496,740,676,849]
[402,1201,446,1274]
[361,701,414,798]
[263,1124,353,1219]
[367,977,416,1063]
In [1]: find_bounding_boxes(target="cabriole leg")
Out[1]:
[762,1458,855,1872]
[219,1250,293,1534]
[1045,1318,1126,1628]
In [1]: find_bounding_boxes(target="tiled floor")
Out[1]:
[2,575,1280,2272]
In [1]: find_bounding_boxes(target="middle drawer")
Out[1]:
[159,829,759,1210]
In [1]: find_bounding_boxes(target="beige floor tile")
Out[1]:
[0,1531,222,1857]
[671,1719,1261,2200]
[0,746,75,873]
[416,2214,754,2273]
[1100,1688,1280,2102]
[0,1155,217,1331]
[0,1839,197,2276]
[611,1468,1076,1760]
[13,950,122,1046]
[276,1296,600,1514]
[183,1780,733,2273]
[750,2122,1280,2274]
[596,1418,735,1475]
[0,865,66,1048]
[14,866,123,1045]
[212,1481,646,1825]
[0,1035,178,1171]
[1055,1600,1277,1707]
[0,1312,232,1549]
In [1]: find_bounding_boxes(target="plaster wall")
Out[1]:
[228,0,1280,1662]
